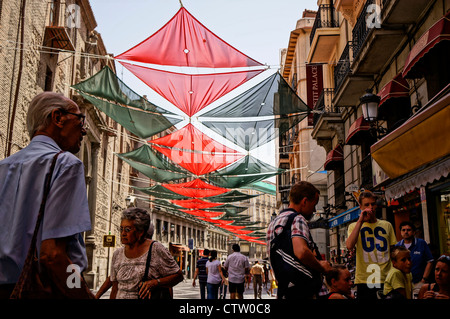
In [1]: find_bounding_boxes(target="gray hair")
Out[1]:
[121,207,151,234]
[27,91,77,139]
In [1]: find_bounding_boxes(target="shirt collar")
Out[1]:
[31,135,61,151]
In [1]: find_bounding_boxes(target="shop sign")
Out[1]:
[372,158,389,186]
[103,235,116,248]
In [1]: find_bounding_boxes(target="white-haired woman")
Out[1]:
[109,208,183,299]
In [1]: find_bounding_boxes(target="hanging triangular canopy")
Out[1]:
[205,155,283,188]
[201,113,306,151]
[133,184,188,200]
[117,144,190,183]
[71,66,182,139]
[205,204,248,214]
[201,72,309,117]
[171,198,224,209]
[120,62,264,117]
[206,190,260,203]
[75,7,278,245]
[149,124,244,175]
[180,209,224,218]
[115,7,264,68]
[162,178,229,198]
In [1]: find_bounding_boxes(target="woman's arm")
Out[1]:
[110,281,118,299]
[139,269,183,298]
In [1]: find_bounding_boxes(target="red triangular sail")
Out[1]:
[171,198,224,209]
[120,62,264,116]
[116,7,263,68]
[180,209,224,218]
[164,179,229,198]
[149,124,244,175]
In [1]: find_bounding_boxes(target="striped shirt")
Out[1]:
[266,208,313,258]
[196,257,209,283]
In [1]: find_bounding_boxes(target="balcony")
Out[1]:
[308,4,341,63]
[381,0,435,25]
[311,88,345,152]
[351,0,405,75]
[332,41,373,106]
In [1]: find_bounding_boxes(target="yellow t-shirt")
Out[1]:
[383,267,413,299]
[347,219,397,285]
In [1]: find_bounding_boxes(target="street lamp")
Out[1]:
[359,89,387,139]
[360,89,381,122]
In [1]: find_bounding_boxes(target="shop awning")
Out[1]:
[169,243,190,254]
[371,87,450,179]
[384,157,450,200]
[378,73,410,108]
[328,206,361,228]
[324,144,344,171]
[345,116,372,145]
[402,11,450,79]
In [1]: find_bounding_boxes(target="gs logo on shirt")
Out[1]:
[360,226,389,263]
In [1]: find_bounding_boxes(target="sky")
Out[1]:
[89,0,319,168]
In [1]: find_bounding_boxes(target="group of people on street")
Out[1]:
[192,244,277,299]
[0,93,448,301]
[267,181,450,300]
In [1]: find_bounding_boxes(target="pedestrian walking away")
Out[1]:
[346,190,397,299]
[224,244,250,299]
[206,250,225,299]
[0,92,93,299]
[250,260,265,298]
[192,249,210,299]
[267,181,332,299]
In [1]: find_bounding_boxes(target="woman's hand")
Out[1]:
[138,279,159,299]
[422,290,436,299]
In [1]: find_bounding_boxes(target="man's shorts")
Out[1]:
[228,281,245,294]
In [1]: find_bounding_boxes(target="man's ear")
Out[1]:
[50,108,65,128]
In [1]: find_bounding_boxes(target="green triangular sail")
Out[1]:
[72,66,182,139]
[200,72,309,117]
[207,190,260,203]
[200,113,306,151]
[205,155,283,188]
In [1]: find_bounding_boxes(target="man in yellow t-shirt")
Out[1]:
[346,191,397,299]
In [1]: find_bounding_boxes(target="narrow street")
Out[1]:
[95,279,277,300]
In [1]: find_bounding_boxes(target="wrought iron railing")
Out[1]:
[310,4,340,44]
[312,88,336,127]
[352,0,375,59]
[334,41,353,92]
[360,154,373,190]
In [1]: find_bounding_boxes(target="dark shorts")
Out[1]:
[228,282,245,294]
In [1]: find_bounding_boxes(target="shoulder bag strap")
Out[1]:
[143,240,156,281]
[11,151,63,296]
[29,151,64,258]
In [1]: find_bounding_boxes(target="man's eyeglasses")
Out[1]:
[59,108,86,127]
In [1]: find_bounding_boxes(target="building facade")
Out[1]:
[279,9,329,259]
[0,0,134,289]
[307,0,450,262]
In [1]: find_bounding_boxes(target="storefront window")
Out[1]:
[436,186,450,255]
